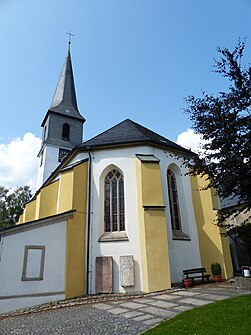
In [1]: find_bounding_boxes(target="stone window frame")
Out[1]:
[167,169,182,232]
[167,168,190,240]
[104,169,125,233]
[21,245,46,281]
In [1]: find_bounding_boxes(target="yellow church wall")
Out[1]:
[64,161,88,299]
[17,198,37,225]
[190,174,233,279]
[143,209,171,292]
[58,170,74,213]
[136,159,171,293]
[18,182,58,225]
[17,167,74,225]
[38,180,59,219]
[136,175,148,293]
[17,214,23,224]
[35,192,41,220]
[141,163,164,206]
[23,199,37,222]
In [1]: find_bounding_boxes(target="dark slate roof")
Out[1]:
[220,195,241,209]
[41,46,85,126]
[78,119,194,155]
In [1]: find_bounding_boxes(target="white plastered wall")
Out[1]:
[88,147,143,294]
[36,145,60,189]
[69,144,202,290]
[157,148,202,282]
[0,220,67,313]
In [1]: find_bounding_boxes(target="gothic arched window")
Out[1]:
[62,123,70,141]
[167,169,181,232]
[104,169,125,232]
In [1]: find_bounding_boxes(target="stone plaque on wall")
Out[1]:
[95,256,113,293]
[120,255,134,287]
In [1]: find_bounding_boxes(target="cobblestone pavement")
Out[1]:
[0,283,250,334]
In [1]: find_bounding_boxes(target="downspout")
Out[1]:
[0,235,2,261]
[86,148,92,294]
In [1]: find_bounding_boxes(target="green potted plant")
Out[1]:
[211,263,222,282]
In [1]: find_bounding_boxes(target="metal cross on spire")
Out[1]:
[66,31,74,49]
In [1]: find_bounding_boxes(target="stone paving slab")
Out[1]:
[139,306,178,318]
[147,300,178,308]
[179,297,213,306]
[123,311,144,318]
[143,317,163,326]
[133,314,154,321]
[132,298,156,304]
[172,290,200,296]
[198,293,229,300]
[151,294,181,300]
[173,304,194,312]
[119,301,146,309]
[93,303,114,310]
[205,287,234,292]
[109,307,129,314]
[0,283,250,334]
[203,290,241,297]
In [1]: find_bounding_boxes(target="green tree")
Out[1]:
[184,40,251,256]
[0,186,32,228]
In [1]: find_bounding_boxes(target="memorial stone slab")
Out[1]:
[95,256,113,293]
[120,255,134,287]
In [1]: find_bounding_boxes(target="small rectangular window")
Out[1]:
[21,245,45,281]
[62,123,70,141]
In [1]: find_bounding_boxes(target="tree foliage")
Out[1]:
[0,186,32,228]
[184,40,251,228]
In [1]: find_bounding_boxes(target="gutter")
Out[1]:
[86,148,92,294]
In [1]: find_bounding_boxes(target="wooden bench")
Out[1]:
[183,267,211,283]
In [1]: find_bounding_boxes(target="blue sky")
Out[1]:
[0,0,251,189]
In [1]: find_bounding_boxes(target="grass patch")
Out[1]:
[143,295,251,335]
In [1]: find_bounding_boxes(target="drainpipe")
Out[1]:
[86,148,92,295]
[0,235,2,261]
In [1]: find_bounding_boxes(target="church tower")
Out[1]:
[36,41,85,189]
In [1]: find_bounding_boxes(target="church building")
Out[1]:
[0,43,233,313]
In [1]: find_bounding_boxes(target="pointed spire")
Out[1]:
[66,30,74,50]
[49,42,84,121]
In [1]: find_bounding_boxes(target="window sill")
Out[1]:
[98,231,129,242]
[172,230,191,241]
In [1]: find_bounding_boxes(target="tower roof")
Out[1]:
[41,44,85,126]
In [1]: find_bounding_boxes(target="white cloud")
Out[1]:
[176,128,205,153]
[0,133,41,192]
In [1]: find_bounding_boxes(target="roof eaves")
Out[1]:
[79,138,195,156]
[0,209,76,236]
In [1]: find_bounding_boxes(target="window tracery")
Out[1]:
[167,169,182,232]
[104,169,125,232]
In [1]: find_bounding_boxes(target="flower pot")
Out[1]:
[183,278,193,288]
[214,275,222,282]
